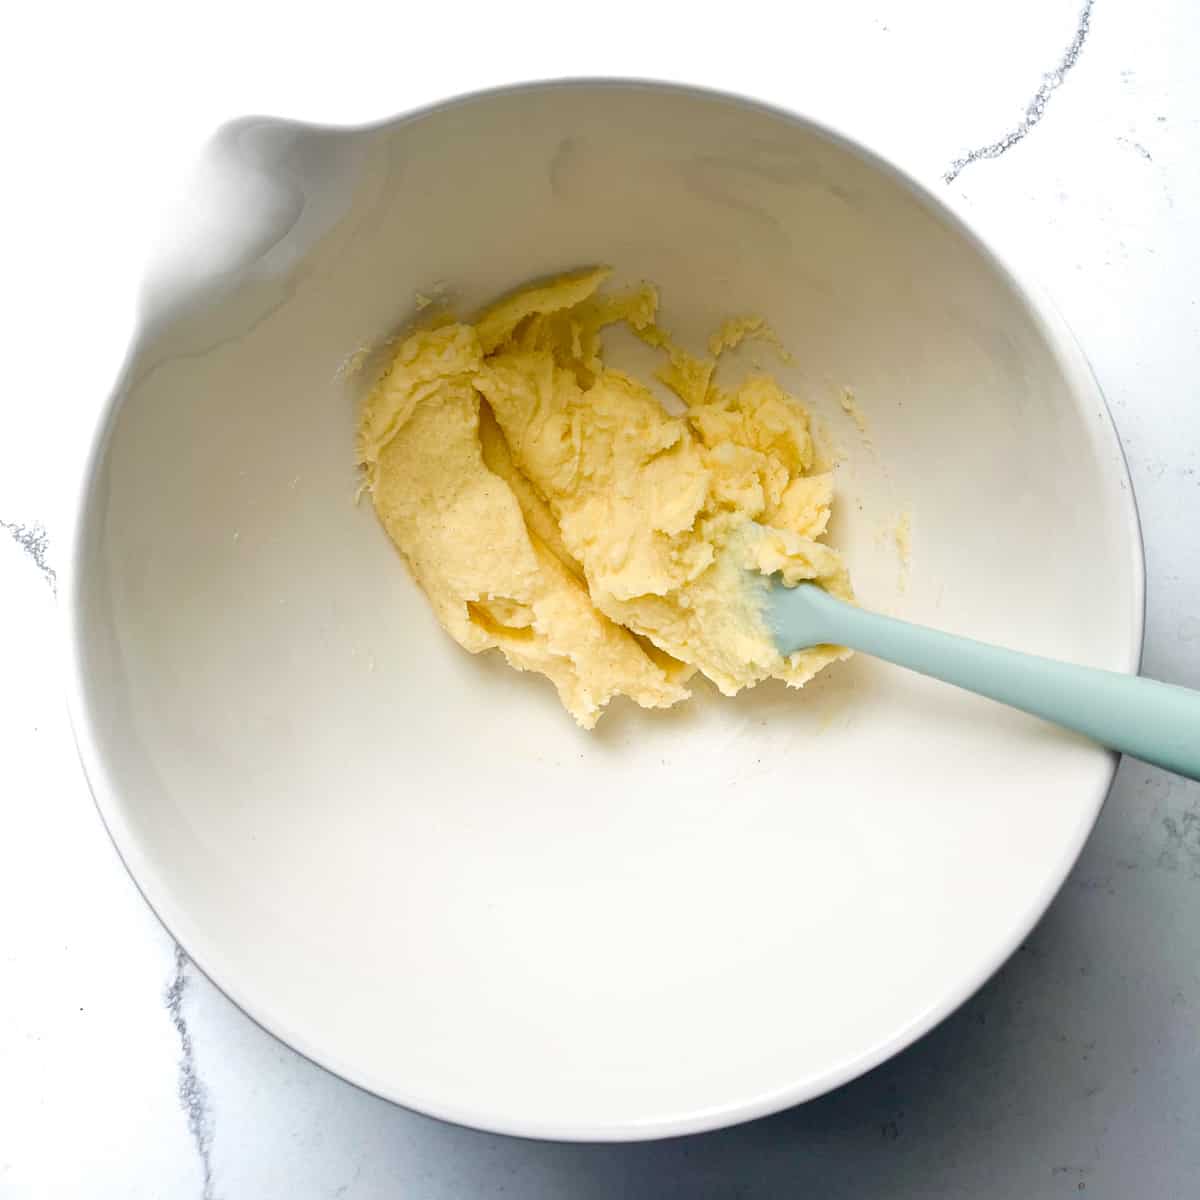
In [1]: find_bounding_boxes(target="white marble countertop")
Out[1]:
[3,1,1199,1195]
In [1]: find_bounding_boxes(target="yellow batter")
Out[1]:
[357,269,852,728]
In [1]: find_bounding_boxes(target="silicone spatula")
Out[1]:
[765,581,1200,780]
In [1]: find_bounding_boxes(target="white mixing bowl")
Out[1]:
[66,81,1143,1140]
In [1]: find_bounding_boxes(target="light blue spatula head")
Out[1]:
[763,579,1200,781]
[763,580,845,655]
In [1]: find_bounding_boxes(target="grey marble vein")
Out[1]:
[944,0,1094,183]
[1,518,56,592]
[165,945,218,1200]
[1117,135,1154,161]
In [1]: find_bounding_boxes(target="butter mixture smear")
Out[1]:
[357,269,852,728]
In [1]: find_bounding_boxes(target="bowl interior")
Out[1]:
[73,83,1141,1139]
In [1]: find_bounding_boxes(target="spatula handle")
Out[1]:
[778,585,1200,780]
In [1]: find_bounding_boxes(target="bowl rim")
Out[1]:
[61,76,1147,1143]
